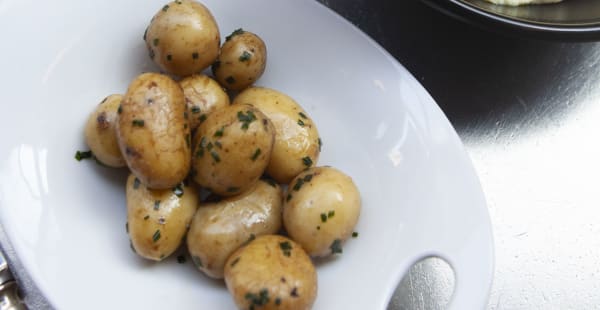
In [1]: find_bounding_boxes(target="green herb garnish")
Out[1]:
[245,288,269,307]
[225,28,244,41]
[302,156,313,167]
[239,51,251,62]
[191,106,201,114]
[299,112,308,119]
[352,232,359,238]
[117,104,122,114]
[328,210,335,218]
[144,215,149,220]
[125,222,129,233]
[214,126,225,137]
[154,200,161,210]
[132,119,145,127]
[198,114,207,123]
[162,4,169,12]
[152,230,161,243]
[318,138,322,152]
[330,239,343,254]
[320,213,327,223]
[286,193,292,202]
[275,297,282,306]
[230,257,240,267]
[279,241,292,257]
[297,119,305,127]
[251,148,261,161]
[293,178,305,191]
[75,150,93,161]
[237,110,257,130]
[153,38,159,46]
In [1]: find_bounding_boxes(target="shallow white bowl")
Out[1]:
[0,0,493,309]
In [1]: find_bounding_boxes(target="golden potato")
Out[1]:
[84,94,126,167]
[191,103,274,196]
[144,0,220,76]
[233,87,320,183]
[126,174,199,261]
[283,167,361,257]
[224,235,317,310]
[186,180,282,279]
[116,73,191,189]
[212,29,267,91]
[180,74,230,131]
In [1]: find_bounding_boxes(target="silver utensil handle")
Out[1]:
[0,281,26,310]
[0,251,26,310]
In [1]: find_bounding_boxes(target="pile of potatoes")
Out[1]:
[81,1,361,309]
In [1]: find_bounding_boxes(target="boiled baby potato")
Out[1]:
[283,167,360,257]
[117,72,191,190]
[233,87,320,183]
[144,0,220,76]
[126,174,199,261]
[180,74,230,131]
[84,94,126,167]
[224,235,317,310]
[212,29,267,91]
[191,103,274,196]
[186,180,282,279]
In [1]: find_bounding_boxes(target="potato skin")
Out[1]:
[283,167,361,257]
[179,74,230,131]
[224,235,317,310]
[145,0,220,76]
[117,73,191,189]
[84,94,126,167]
[126,174,198,261]
[212,29,267,91]
[186,180,282,279]
[191,103,274,196]
[233,87,320,183]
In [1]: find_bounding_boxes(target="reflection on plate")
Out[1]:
[0,0,493,309]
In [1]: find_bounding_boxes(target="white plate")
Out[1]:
[0,0,493,309]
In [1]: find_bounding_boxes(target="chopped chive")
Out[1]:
[279,241,292,257]
[320,213,327,223]
[214,141,222,149]
[230,257,240,267]
[330,239,343,254]
[297,119,305,127]
[286,193,292,202]
[154,200,161,210]
[293,178,304,191]
[225,28,244,41]
[185,133,191,148]
[275,297,281,306]
[153,38,159,46]
[245,288,270,307]
[302,156,313,167]
[299,112,308,119]
[352,232,359,238]
[191,106,200,114]
[237,110,256,130]
[251,148,261,161]
[125,222,129,233]
[132,119,145,127]
[117,104,122,114]
[143,215,149,220]
[328,210,335,218]
[75,150,93,161]
[162,4,169,11]
[239,51,252,62]
[206,142,213,151]
[214,126,225,137]
[318,138,322,152]
[198,114,207,123]
[264,178,277,187]
[303,174,313,182]
[152,230,161,243]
